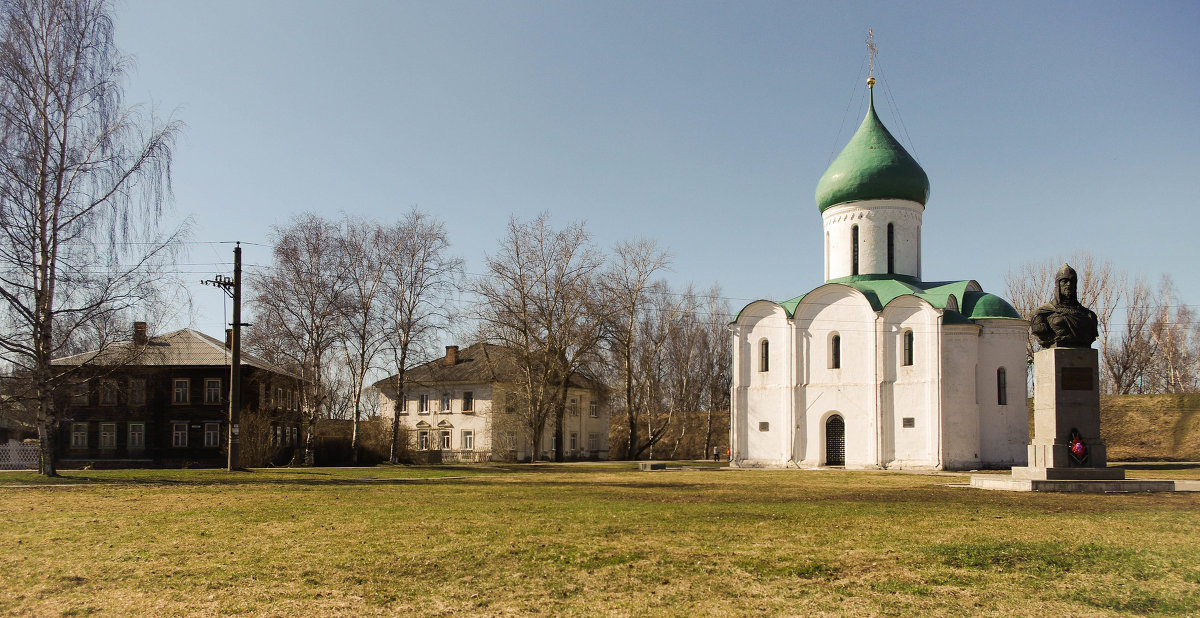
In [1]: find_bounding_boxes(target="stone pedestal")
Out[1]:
[1013,347,1122,479]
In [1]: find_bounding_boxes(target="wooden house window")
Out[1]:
[99,380,118,406]
[205,379,222,404]
[129,379,146,406]
[172,379,189,404]
[204,423,220,447]
[128,423,145,450]
[172,423,188,447]
[70,422,88,448]
[99,423,116,449]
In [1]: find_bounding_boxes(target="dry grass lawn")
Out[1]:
[1,464,1197,616]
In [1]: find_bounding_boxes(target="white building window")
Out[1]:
[589,402,598,418]
[172,423,188,447]
[129,379,146,406]
[418,430,430,450]
[128,423,145,449]
[418,394,429,414]
[569,432,578,451]
[99,423,116,449]
[462,430,474,451]
[99,380,118,406]
[441,393,451,413]
[204,423,220,447]
[587,432,600,451]
[440,430,451,449]
[462,391,473,412]
[569,398,578,416]
[70,422,88,448]
[205,379,222,404]
[172,379,189,404]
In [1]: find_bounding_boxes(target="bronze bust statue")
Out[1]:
[1031,264,1098,348]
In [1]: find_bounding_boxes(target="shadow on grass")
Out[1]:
[1113,462,1200,471]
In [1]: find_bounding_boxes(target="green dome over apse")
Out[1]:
[815,89,930,212]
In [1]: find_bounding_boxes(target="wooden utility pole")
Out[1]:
[203,243,248,471]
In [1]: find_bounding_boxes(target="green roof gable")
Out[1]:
[766,276,1022,326]
[815,89,930,212]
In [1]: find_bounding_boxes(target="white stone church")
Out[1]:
[730,82,1029,470]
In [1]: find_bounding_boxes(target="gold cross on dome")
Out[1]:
[867,28,877,88]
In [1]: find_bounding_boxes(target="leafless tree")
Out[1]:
[336,215,389,463]
[248,214,347,465]
[601,238,670,460]
[0,0,183,475]
[1103,277,1155,394]
[377,208,460,464]
[474,213,604,462]
[1147,276,1196,394]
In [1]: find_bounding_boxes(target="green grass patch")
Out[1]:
[931,540,1138,574]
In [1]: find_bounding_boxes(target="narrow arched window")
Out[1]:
[902,330,914,366]
[887,223,895,274]
[824,231,830,281]
[997,367,1008,406]
[759,339,769,372]
[830,334,841,369]
[851,225,859,276]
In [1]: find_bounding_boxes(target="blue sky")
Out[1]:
[113,0,1200,336]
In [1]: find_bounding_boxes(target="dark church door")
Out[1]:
[825,415,845,466]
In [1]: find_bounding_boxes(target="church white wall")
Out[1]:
[880,298,942,468]
[792,287,880,468]
[822,200,923,281]
[940,326,982,469]
[975,319,1030,466]
[731,302,793,466]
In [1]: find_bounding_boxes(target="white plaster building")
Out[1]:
[375,344,609,462]
[730,82,1028,470]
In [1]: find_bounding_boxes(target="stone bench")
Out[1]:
[637,462,666,471]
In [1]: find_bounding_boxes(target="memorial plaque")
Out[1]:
[1062,367,1092,391]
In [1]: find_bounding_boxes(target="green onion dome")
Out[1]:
[815,88,930,212]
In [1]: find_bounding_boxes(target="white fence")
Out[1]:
[0,442,39,470]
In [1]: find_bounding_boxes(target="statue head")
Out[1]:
[1055,263,1078,304]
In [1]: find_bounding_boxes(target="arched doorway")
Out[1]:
[825,415,845,466]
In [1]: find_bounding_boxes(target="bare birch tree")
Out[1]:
[337,215,388,464]
[248,214,347,465]
[1147,276,1197,394]
[0,0,183,475]
[1103,277,1155,394]
[474,213,603,462]
[601,238,670,460]
[378,208,460,464]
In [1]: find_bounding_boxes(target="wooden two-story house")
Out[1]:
[51,323,304,468]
